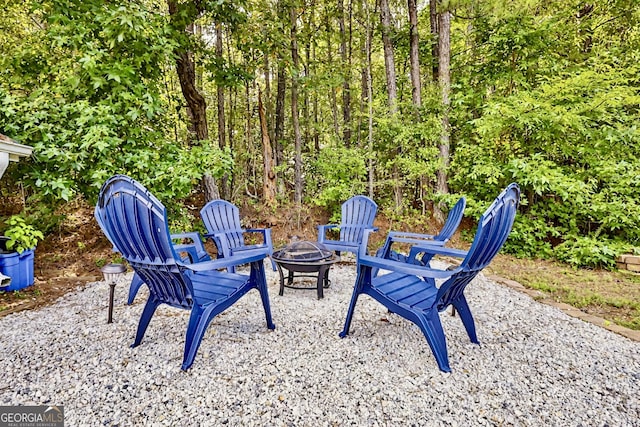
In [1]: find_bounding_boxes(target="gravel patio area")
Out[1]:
[0,260,638,426]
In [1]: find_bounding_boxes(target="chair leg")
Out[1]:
[452,296,479,344]
[339,291,360,338]
[339,268,367,338]
[251,261,276,330]
[417,311,451,373]
[127,274,144,305]
[182,305,214,371]
[131,298,161,348]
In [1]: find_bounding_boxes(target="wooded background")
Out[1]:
[1,0,639,268]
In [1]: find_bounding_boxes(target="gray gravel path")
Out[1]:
[0,261,638,426]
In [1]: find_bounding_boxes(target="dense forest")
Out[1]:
[0,0,638,268]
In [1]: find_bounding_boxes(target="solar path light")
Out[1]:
[100,263,126,324]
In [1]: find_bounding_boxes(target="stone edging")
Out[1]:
[487,274,640,342]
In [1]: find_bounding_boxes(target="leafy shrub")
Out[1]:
[309,146,367,215]
[2,215,44,253]
[553,237,632,269]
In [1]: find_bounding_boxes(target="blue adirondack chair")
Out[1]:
[375,197,466,266]
[339,184,520,372]
[200,200,276,274]
[96,202,212,306]
[95,175,275,371]
[317,195,378,256]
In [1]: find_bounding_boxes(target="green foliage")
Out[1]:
[0,0,639,273]
[449,0,640,267]
[553,237,631,270]
[0,0,180,204]
[127,141,233,212]
[309,145,367,214]
[373,94,443,209]
[2,215,44,253]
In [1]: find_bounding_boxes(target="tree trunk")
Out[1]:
[304,31,311,153]
[245,82,253,196]
[379,0,398,114]
[274,0,287,197]
[338,0,351,146]
[408,0,421,107]
[167,0,219,202]
[275,62,286,195]
[202,174,220,200]
[259,88,277,206]
[365,0,374,198]
[291,7,303,205]
[379,0,400,209]
[325,14,340,138]
[430,0,439,81]
[312,31,320,152]
[436,6,451,220]
[173,44,207,140]
[216,23,230,199]
[263,43,275,143]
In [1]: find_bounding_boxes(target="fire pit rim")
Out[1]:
[272,240,335,263]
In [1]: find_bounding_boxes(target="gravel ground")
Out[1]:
[0,260,638,426]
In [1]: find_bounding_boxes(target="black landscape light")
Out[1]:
[100,263,126,324]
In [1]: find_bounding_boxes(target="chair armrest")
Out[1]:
[389,231,437,239]
[170,232,208,263]
[376,231,445,262]
[171,231,202,241]
[407,244,468,263]
[203,232,233,258]
[357,228,379,257]
[181,247,269,272]
[243,228,274,253]
[387,231,441,245]
[317,224,339,243]
[358,253,462,279]
[318,224,339,230]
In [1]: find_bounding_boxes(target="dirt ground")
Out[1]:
[1,198,638,333]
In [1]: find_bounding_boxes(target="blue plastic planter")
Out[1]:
[0,237,35,291]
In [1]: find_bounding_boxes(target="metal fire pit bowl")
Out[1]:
[272,241,339,299]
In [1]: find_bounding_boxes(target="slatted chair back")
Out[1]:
[318,196,378,256]
[200,199,276,274]
[375,197,466,267]
[339,195,378,243]
[200,200,245,250]
[96,175,194,309]
[434,197,466,242]
[434,183,520,312]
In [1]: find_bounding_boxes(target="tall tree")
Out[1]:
[435,0,450,221]
[168,0,219,201]
[258,88,277,205]
[429,0,439,81]
[216,23,230,199]
[338,0,352,146]
[290,5,303,204]
[274,0,287,196]
[325,12,341,137]
[379,0,398,114]
[407,0,421,107]
[379,0,401,209]
[274,62,286,193]
[364,0,375,198]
